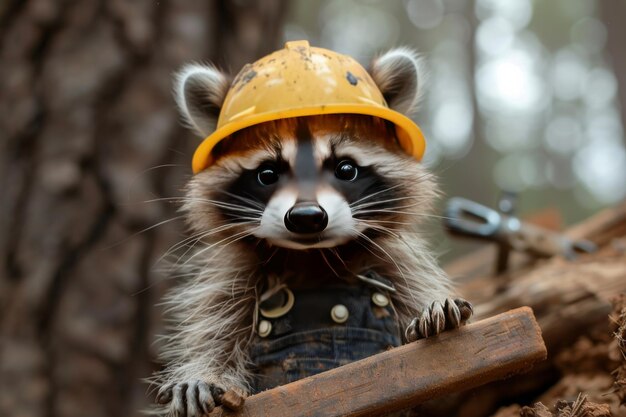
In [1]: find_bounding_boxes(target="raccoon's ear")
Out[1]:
[174,63,232,137]
[369,48,424,117]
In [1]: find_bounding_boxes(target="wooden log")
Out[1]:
[449,201,626,306]
[210,307,546,417]
[448,255,626,417]
[438,202,626,417]
[460,202,626,352]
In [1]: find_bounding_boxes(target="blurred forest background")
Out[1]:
[0,1,624,417]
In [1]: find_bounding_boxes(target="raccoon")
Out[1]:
[151,44,472,417]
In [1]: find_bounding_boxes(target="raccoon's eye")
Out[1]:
[335,160,358,181]
[257,166,279,186]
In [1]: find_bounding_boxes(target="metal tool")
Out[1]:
[444,197,597,264]
[494,192,517,274]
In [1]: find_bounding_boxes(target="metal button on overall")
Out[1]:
[330,304,349,323]
[372,292,390,307]
[260,288,295,319]
[250,285,401,393]
[258,320,272,338]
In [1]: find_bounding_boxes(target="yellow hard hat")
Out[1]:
[192,40,426,173]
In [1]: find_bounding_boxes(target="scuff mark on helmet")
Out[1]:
[232,64,258,91]
[242,70,257,84]
[346,71,358,86]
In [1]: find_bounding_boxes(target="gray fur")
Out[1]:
[369,47,425,117]
[174,64,231,137]
[149,141,465,416]
[154,50,466,417]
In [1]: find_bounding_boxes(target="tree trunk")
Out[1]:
[0,2,287,417]
[601,0,626,134]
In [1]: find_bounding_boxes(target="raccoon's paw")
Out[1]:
[156,380,245,417]
[404,298,473,342]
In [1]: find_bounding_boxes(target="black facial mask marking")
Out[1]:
[323,157,400,220]
[216,119,403,229]
[220,159,287,223]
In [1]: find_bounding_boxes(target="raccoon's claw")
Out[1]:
[405,298,473,342]
[156,381,244,417]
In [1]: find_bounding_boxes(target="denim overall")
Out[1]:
[250,275,402,393]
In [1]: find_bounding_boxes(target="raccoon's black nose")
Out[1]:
[285,203,328,234]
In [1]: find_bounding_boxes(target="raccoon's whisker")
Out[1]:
[217,229,258,254]
[198,201,263,215]
[351,231,400,267]
[145,196,264,215]
[354,230,405,281]
[192,229,256,259]
[348,171,434,210]
[353,209,421,217]
[350,195,416,211]
[171,231,230,268]
[348,183,404,207]
[177,288,254,327]
[354,208,453,221]
[329,248,348,269]
[369,199,440,213]
[167,224,233,253]
[352,236,388,264]
[106,215,186,249]
[353,230,417,308]
[188,232,259,288]
[350,194,413,207]
[216,208,263,216]
[141,163,186,174]
[354,199,420,211]
[162,222,257,266]
[399,213,455,221]
[160,234,209,267]
[319,249,340,277]
[175,227,258,268]
[352,199,425,212]
[193,228,258,262]
[356,218,414,226]
[227,217,263,222]
[263,247,280,265]
[252,237,266,252]
[217,191,265,210]
[356,223,401,239]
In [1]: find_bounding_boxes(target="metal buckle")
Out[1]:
[259,287,295,319]
[443,197,597,265]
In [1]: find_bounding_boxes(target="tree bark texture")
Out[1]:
[0,1,286,417]
[601,0,626,133]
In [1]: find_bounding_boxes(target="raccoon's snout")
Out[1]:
[284,202,328,234]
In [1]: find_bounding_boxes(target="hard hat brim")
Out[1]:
[192,105,426,173]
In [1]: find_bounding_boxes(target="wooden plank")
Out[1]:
[210,307,546,417]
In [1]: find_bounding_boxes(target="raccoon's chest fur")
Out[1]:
[254,241,374,287]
